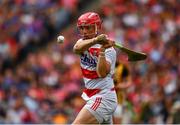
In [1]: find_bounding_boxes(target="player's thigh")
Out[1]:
[72,106,99,124]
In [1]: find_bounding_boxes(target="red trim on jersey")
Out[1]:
[81,68,99,79]
[83,88,101,97]
[83,87,115,98]
[91,97,102,111]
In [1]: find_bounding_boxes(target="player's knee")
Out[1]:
[72,115,99,124]
[72,120,79,124]
[72,117,81,124]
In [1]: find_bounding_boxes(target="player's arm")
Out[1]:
[96,40,115,78]
[73,34,108,54]
[73,38,97,54]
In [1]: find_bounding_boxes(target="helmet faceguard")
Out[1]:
[77,12,102,38]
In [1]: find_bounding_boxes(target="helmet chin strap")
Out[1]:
[95,24,98,35]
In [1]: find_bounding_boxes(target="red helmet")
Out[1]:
[77,12,102,29]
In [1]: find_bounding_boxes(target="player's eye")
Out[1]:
[78,26,84,30]
[78,25,93,30]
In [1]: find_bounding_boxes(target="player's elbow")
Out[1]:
[73,45,82,54]
[97,70,109,78]
[97,72,107,78]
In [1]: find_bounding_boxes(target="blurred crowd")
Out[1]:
[0,0,179,124]
[100,0,180,124]
[0,0,79,71]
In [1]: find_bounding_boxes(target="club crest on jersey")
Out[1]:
[88,48,100,57]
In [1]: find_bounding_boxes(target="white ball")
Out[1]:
[57,35,64,43]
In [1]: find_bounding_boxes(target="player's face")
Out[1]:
[78,24,97,39]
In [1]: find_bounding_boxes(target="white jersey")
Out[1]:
[80,43,116,90]
[78,41,118,124]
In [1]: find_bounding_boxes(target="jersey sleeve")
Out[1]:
[105,47,117,75]
[105,47,116,64]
